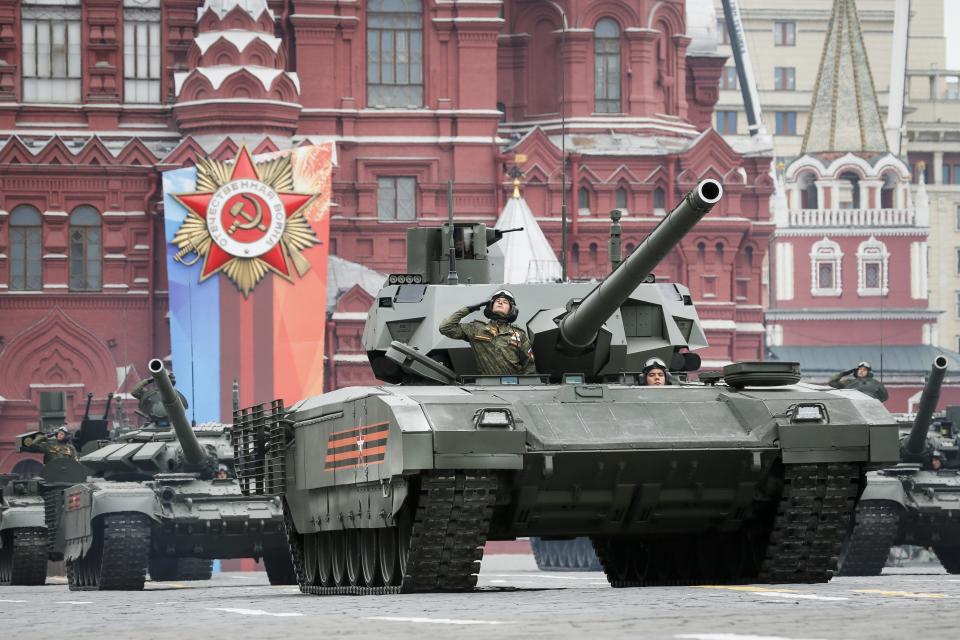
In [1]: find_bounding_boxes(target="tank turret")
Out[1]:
[148,359,207,467]
[363,180,721,383]
[903,356,948,459]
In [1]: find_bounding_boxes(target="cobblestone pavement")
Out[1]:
[3,556,959,640]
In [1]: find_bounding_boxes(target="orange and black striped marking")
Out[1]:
[325,421,389,470]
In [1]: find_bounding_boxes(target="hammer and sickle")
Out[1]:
[227,194,267,235]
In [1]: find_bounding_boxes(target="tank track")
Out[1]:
[758,463,861,583]
[290,471,497,595]
[0,528,48,586]
[149,557,213,581]
[531,538,602,571]
[68,514,150,591]
[263,549,297,585]
[592,463,860,587]
[837,503,901,576]
[932,545,960,574]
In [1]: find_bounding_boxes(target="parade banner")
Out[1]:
[162,144,335,422]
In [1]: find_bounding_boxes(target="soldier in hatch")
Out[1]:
[439,289,537,375]
[828,361,889,402]
[29,425,78,462]
[641,357,671,386]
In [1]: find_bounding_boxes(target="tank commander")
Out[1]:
[30,425,79,462]
[215,464,231,480]
[641,357,671,386]
[439,289,536,375]
[828,361,889,402]
[131,372,189,424]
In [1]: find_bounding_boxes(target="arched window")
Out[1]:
[857,236,889,296]
[571,242,580,265]
[69,205,101,291]
[838,171,860,209]
[9,205,42,291]
[798,171,818,209]
[615,186,628,211]
[810,236,843,296]
[745,245,754,268]
[715,242,725,262]
[880,171,897,209]
[367,0,423,107]
[588,242,598,265]
[653,187,666,214]
[697,242,706,262]
[594,18,621,113]
[578,187,591,214]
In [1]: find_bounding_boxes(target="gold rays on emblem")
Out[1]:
[254,156,295,192]
[281,211,320,277]
[222,258,270,298]
[194,156,233,193]
[171,212,212,266]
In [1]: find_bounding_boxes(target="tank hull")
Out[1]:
[59,476,292,590]
[840,467,960,575]
[236,382,898,593]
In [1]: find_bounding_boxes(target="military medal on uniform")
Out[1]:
[170,146,320,297]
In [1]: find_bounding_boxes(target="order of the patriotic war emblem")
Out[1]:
[171,147,319,297]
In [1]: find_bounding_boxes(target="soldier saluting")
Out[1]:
[29,425,78,462]
[439,289,536,375]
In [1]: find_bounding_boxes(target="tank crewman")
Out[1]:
[641,357,670,386]
[828,361,889,402]
[439,289,537,376]
[215,464,231,480]
[30,425,79,462]
[131,372,189,424]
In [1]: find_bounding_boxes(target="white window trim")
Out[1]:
[857,236,889,296]
[810,237,842,297]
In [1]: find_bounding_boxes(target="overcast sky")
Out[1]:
[946,0,959,67]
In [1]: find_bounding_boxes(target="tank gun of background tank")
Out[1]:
[149,358,214,473]
[902,356,948,462]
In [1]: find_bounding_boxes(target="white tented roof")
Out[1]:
[494,194,562,284]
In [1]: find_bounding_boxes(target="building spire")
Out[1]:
[801,0,888,154]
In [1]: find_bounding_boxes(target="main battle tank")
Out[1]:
[0,395,105,585]
[234,180,900,594]
[59,361,294,590]
[838,357,960,575]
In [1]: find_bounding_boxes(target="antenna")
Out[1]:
[560,25,568,282]
[446,180,459,285]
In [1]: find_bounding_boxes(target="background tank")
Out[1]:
[838,357,960,575]
[234,180,900,595]
[58,360,294,590]
[1,395,103,585]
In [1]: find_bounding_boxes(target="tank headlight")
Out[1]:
[413,274,423,284]
[404,274,414,283]
[475,408,514,428]
[388,274,398,284]
[792,404,826,423]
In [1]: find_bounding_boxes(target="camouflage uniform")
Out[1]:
[439,307,536,375]
[29,433,78,463]
[828,371,889,402]
[131,377,189,423]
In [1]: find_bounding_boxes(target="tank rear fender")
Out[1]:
[284,479,411,535]
[0,505,46,531]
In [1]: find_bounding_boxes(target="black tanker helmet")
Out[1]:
[642,357,668,375]
[484,289,519,323]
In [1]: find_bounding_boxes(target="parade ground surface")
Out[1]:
[4,555,960,640]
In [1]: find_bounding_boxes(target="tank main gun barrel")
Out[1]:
[558,180,723,348]
[148,358,207,466]
[905,356,948,456]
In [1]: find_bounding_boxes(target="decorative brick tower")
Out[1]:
[174,0,301,138]
[766,0,959,410]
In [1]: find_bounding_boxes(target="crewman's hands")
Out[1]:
[467,301,486,312]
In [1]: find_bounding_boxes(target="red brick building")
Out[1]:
[0,0,772,473]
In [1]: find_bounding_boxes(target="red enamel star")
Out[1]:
[174,147,314,281]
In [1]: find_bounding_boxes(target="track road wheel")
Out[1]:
[69,514,150,591]
[0,528,47,586]
[933,545,960,574]
[264,549,297,585]
[148,556,179,581]
[837,503,901,577]
[177,558,213,581]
